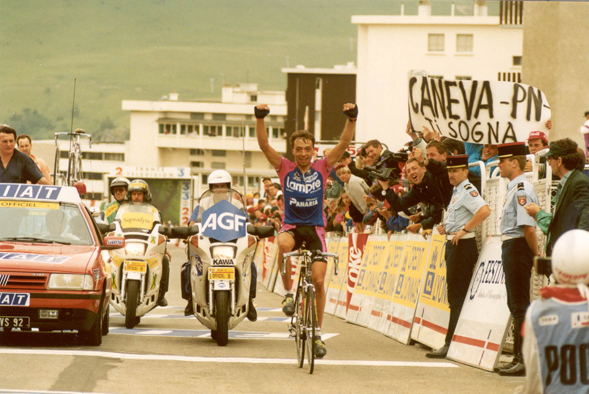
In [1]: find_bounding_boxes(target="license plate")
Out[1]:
[125,261,147,273]
[209,267,234,280]
[0,316,30,329]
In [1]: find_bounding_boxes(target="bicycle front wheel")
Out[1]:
[305,286,316,374]
[294,289,305,368]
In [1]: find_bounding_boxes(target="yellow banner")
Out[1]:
[419,234,449,312]
[355,240,388,296]
[121,212,154,230]
[392,239,430,309]
[374,238,405,301]
[0,201,59,209]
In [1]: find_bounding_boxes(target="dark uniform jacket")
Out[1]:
[383,159,452,230]
[545,169,589,256]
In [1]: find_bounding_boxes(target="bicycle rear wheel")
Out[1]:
[294,288,305,368]
[305,286,316,374]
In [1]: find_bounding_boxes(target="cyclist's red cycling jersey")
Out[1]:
[276,157,332,227]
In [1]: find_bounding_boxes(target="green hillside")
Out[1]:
[0,0,498,142]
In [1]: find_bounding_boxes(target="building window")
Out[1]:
[513,56,522,66]
[190,149,205,156]
[250,95,257,102]
[249,126,256,138]
[428,34,445,52]
[104,153,124,161]
[202,174,208,185]
[247,176,255,187]
[60,151,69,159]
[191,113,204,120]
[159,123,177,135]
[80,172,104,180]
[211,162,226,169]
[211,150,226,157]
[498,72,522,83]
[232,176,244,187]
[190,161,204,168]
[86,152,103,160]
[455,76,472,81]
[212,113,226,121]
[272,128,280,139]
[228,126,244,138]
[204,125,221,137]
[245,151,252,168]
[456,34,473,53]
[180,124,187,135]
[83,192,103,200]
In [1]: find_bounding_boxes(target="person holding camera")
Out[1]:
[425,155,491,359]
[517,230,589,393]
[374,148,452,234]
[524,138,589,257]
[496,141,540,377]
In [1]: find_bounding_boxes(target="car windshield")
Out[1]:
[116,202,161,232]
[0,201,94,245]
[195,188,245,223]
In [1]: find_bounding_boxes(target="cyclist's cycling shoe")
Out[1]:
[314,339,327,358]
[282,294,295,316]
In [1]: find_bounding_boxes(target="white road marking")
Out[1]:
[0,348,458,368]
[110,313,289,322]
[109,326,338,340]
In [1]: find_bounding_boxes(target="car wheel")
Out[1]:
[82,295,104,346]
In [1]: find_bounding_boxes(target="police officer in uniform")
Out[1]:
[497,142,540,376]
[518,229,589,394]
[426,155,491,358]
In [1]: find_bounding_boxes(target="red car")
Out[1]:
[0,183,122,346]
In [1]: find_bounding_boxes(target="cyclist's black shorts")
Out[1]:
[279,224,327,263]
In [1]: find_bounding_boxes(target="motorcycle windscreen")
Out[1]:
[197,189,247,242]
[116,203,160,232]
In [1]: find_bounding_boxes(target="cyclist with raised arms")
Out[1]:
[254,102,357,358]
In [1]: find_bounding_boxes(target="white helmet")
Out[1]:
[208,170,231,189]
[552,229,589,285]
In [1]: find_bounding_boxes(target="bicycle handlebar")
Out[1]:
[281,250,339,276]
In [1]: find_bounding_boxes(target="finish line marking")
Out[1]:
[0,349,458,368]
[108,327,338,340]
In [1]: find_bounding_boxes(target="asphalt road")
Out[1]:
[0,244,524,394]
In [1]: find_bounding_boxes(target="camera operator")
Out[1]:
[517,230,589,394]
[373,148,452,234]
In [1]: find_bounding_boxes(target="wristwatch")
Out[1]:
[461,226,471,233]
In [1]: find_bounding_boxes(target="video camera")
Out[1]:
[364,148,410,182]
[534,256,552,276]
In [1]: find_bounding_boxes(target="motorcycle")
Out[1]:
[186,188,274,346]
[107,202,198,329]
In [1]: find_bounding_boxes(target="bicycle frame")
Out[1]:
[54,128,92,186]
[282,249,338,374]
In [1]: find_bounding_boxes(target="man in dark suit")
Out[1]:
[525,138,589,256]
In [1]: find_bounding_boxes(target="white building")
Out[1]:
[353,3,523,150]
[122,83,287,196]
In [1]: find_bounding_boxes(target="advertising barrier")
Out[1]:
[386,234,430,344]
[411,234,450,350]
[447,236,511,371]
[325,238,348,316]
[334,233,369,319]
[346,236,389,327]
[369,235,405,334]
[324,236,340,292]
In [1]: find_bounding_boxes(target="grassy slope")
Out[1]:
[0,0,495,140]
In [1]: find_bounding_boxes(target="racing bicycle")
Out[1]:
[282,246,338,374]
[53,128,92,186]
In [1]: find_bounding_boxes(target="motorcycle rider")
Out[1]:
[103,177,130,224]
[186,170,258,321]
[124,179,171,307]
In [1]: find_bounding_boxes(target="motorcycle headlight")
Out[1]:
[125,242,146,256]
[48,274,94,290]
[211,245,236,259]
